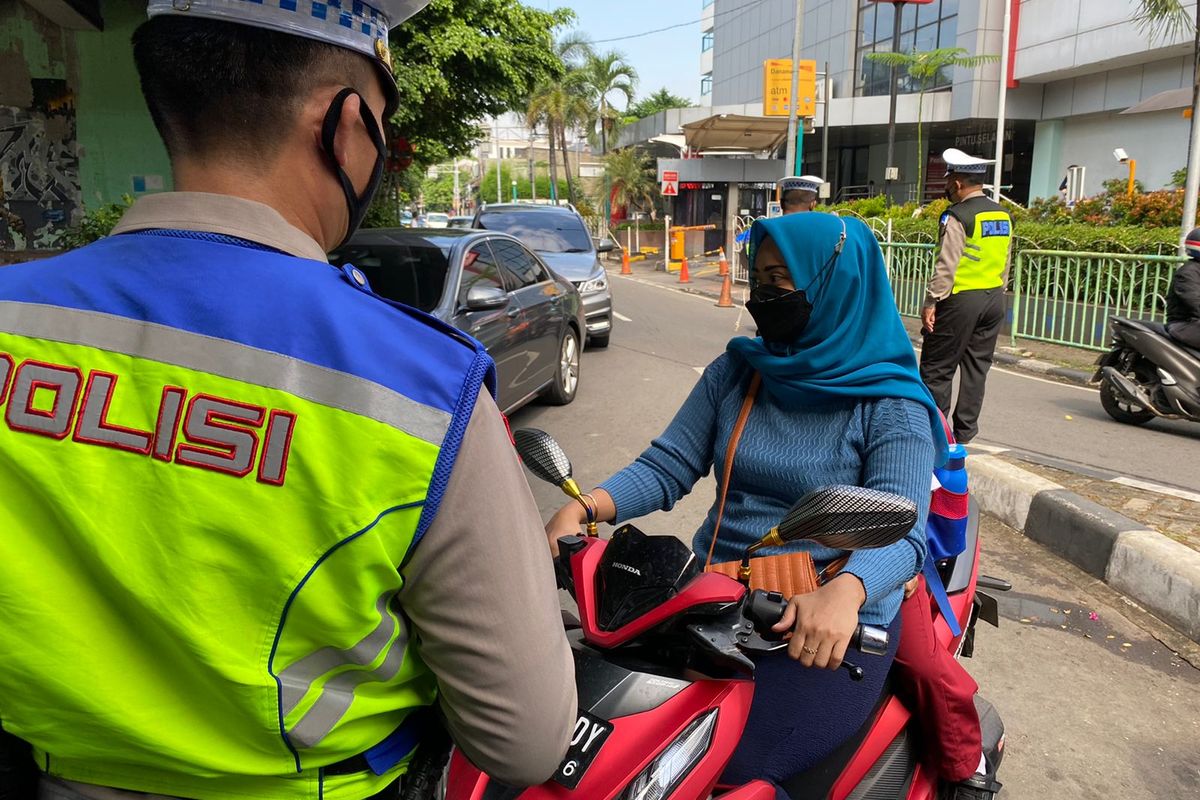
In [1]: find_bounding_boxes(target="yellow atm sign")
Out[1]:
[763,59,817,117]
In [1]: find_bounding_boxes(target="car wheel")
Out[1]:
[1099,375,1155,425]
[587,332,610,349]
[544,327,580,405]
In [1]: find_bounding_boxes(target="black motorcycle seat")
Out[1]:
[1114,317,1200,360]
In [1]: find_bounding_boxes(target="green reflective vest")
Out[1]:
[945,195,1012,293]
[0,235,492,800]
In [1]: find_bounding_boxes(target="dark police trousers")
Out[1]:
[919,287,1005,443]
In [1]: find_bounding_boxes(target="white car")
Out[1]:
[425,212,450,229]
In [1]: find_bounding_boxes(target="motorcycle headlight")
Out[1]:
[574,276,609,294]
[619,710,717,800]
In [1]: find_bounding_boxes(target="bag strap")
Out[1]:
[704,372,762,571]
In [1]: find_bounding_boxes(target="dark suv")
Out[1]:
[473,203,614,348]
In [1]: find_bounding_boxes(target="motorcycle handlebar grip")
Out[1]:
[852,624,889,656]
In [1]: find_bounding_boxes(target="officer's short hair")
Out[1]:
[782,190,817,211]
[133,16,377,162]
[950,171,986,188]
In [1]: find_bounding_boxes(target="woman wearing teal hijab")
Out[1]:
[546,213,947,796]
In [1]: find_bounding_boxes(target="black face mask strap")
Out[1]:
[321,87,387,248]
[805,217,847,301]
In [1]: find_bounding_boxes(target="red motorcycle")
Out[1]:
[444,429,1007,800]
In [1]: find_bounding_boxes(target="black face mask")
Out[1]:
[321,88,387,249]
[746,284,812,345]
[746,222,846,346]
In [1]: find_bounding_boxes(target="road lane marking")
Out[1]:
[912,344,1097,393]
[1111,477,1200,504]
[966,443,1011,454]
[613,312,633,322]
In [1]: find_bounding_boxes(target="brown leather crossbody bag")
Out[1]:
[702,372,824,597]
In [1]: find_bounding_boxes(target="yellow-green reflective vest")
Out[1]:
[945,195,1012,293]
[0,233,494,800]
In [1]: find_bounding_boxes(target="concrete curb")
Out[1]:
[970,454,1200,643]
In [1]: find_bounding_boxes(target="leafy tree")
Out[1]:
[605,148,657,219]
[1134,0,1194,40]
[866,48,998,200]
[387,0,574,166]
[627,88,692,121]
[478,161,567,203]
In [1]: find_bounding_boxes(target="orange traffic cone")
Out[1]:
[718,248,729,277]
[716,271,734,308]
[621,249,632,275]
[679,254,691,283]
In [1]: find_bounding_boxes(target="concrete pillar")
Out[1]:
[726,183,740,262]
[1029,120,1065,201]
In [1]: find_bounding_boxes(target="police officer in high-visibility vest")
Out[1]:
[918,148,1013,445]
[780,175,825,214]
[0,2,576,799]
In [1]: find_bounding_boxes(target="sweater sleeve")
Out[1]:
[843,398,935,606]
[598,356,726,523]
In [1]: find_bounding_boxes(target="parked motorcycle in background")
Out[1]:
[1094,317,1200,426]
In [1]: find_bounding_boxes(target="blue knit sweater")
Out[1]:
[599,352,934,625]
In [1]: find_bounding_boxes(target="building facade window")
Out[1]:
[855,0,959,97]
[702,31,714,52]
[701,74,712,96]
[702,0,714,7]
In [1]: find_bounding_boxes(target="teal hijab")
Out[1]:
[728,212,950,466]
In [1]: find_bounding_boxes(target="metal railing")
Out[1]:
[882,241,936,318]
[1011,249,1184,351]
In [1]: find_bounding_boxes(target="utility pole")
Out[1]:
[884,0,906,204]
[453,163,460,215]
[821,60,830,194]
[494,117,502,204]
[991,0,1012,202]
[1182,2,1200,250]
[784,0,805,177]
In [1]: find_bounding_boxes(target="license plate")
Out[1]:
[552,711,613,789]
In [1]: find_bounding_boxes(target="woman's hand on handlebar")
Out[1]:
[771,573,867,671]
[545,502,588,556]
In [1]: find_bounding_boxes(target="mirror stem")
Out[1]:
[562,479,600,538]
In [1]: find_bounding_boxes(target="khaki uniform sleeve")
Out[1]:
[397,390,576,787]
[924,214,966,308]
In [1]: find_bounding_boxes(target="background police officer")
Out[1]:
[780,175,824,214]
[919,148,1013,445]
[0,2,575,799]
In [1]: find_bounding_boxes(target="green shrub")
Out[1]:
[62,195,135,248]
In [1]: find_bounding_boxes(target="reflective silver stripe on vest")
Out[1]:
[278,591,410,748]
[0,301,451,445]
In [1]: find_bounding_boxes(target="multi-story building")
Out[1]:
[626,0,1196,228]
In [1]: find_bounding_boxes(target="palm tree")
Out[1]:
[582,50,637,158]
[1134,0,1193,39]
[604,148,657,219]
[867,47,998,201]
[525,34,593,204]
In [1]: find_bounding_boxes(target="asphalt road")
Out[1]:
[507,276,1200,798]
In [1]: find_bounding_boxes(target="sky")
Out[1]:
[532,0,703,110]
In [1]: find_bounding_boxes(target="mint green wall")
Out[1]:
[1029,120,1064,202]
[75,0,171,206]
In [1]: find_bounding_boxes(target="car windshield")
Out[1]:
[477,211,593,253]
[329,238,453,312]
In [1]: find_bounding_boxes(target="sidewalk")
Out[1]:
[611,254,1200,643]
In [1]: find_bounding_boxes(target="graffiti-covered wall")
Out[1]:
[1,3,81,249]
[0,77,80,249]
[1,0,170,252]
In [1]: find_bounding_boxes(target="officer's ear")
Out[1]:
[328,91,365,170]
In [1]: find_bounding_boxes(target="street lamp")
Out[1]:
[871,0,936,203]
[1114,148,1137,197]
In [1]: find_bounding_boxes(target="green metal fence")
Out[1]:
[1011,250,1184,351]
[882,241,936,318]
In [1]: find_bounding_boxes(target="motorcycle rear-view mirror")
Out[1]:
[513,427,598,536]
[774,485,917,550]
[513,428,573,487]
